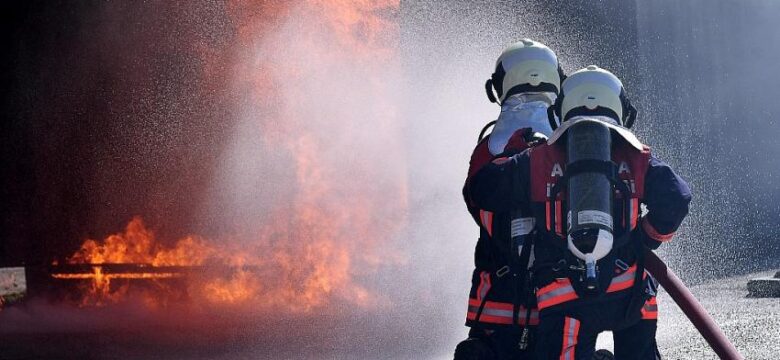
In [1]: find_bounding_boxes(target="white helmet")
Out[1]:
[550,65,637,128]
[485,39,563,104]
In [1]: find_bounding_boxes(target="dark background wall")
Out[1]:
[1,0,778,283]
[0,1,237,268]
[634,0,780,279]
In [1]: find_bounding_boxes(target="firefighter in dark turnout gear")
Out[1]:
[455,39,564,360]
[468,66,692,360]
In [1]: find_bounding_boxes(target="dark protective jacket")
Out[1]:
[462,128,543,328]
[468,131,691,314]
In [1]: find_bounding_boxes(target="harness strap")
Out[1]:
[564,159,617,179]
[539,158,639,301]
[512,224,535,328]
[473,264,512,323]
[546,159,633,250]
[536,264,647,310]
[473,277,493,324]
[474,229,537,326]
[624,224,648,322]
[467,298,540,325]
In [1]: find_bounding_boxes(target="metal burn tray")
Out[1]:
[747,271,780,298]
[48,263,198,278]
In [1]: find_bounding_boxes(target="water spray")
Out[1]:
[644,250,743,360]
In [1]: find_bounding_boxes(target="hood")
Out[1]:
[488,92,555,155]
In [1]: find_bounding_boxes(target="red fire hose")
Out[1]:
[644,249,743,360]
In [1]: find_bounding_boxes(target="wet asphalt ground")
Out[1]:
[0,270,777,359]
[654,270,780,359]
[593,270,780,359]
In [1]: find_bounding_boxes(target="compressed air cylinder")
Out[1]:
[566,120,614,290]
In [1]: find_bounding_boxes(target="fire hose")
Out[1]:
[644,249,743,360]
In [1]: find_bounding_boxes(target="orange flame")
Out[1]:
[57,0,406,313]
[67,218,214,267]
[56,216,366,311]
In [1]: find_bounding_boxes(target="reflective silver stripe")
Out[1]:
[468,306,512,319]
[644,304,658,312]
[478,272,491,300]
[468,305,539,321]
[563,317,579,360]
[480,211,492,228]
[537,284,575,304]
[610,267,636,285]
[511,217,535,237]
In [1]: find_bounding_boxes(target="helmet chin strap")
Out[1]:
[548,94,563,131]
[624,103,637,129]
[547,106,559,131]
[485,79,499,104]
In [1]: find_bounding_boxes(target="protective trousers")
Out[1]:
[533,296,660,360]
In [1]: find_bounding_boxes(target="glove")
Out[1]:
[502,128,548,155]
[454,337,494,360]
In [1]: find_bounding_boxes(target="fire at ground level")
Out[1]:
[0,270,778,359]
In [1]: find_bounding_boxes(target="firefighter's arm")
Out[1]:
[467,151,530,213]
[463,140,493,225]
[500,128,547,156]
[638,155,693,249]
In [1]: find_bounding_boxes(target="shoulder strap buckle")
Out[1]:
[496,265,510,278]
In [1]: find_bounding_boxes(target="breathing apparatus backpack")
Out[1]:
[545,119,636,295]
[537,66,649,322]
